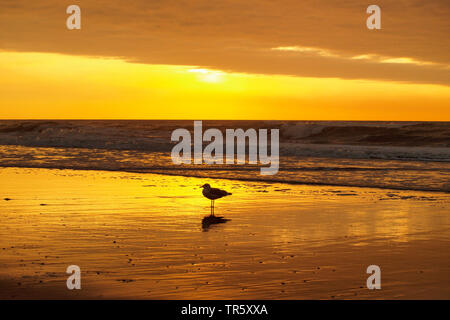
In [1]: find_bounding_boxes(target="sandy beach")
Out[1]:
[0,166,449,299]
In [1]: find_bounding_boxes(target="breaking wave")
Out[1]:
[0,120,449,192]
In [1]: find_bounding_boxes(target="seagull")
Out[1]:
[201,184,232,216]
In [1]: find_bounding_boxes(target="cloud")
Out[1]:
[351,54,447,68]
[271,46,340,58]
[0,0,449,85]
[272,46,449,68]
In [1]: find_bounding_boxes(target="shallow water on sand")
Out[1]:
[0,167,449,299]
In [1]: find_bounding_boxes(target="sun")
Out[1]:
[188,68,224,83]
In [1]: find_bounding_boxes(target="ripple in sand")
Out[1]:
[116,279,135,283]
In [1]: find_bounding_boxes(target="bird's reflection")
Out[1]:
[202,215,230,231]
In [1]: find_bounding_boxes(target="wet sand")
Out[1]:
[0,167,449,299]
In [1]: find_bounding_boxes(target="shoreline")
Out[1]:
[0,164,449,194]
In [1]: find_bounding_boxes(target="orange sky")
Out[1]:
[0,0,449,120]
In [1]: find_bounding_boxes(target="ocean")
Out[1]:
[0,120,449,192]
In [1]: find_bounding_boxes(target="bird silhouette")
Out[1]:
[201,184,232,216]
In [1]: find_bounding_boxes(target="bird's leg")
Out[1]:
[212,200,215,216]
[210,200,213,216]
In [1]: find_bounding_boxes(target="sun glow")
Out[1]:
[188,68,224,83]
[1,51,449,120]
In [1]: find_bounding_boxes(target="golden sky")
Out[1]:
[0,0,449,120]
